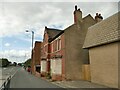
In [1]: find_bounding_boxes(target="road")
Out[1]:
[0,66,19,87]
[9,67,63,88]
[2,66,20,77]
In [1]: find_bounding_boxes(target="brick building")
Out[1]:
[31,41,42,77]
[40,27,62,77]
[41,5,103,81]
[49,31,65,80]
[83,12,120,88]
[58,5,97,80]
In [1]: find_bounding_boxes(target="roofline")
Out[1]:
[83,39,120,49]
[82,14,95,21]
[49,30,64,42]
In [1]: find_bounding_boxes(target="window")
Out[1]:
[58,39,61,50]
[51,43,53,53]
[55,40,57,51]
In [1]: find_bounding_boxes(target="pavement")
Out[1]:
[52,80,109,88]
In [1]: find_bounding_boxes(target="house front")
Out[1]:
[49,31,65,81]
[83,12,120,88]
[40,26,62,77]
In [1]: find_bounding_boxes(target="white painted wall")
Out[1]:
[41,61,47,72]
[51,59,62,75]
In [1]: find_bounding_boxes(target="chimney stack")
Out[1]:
[73,5,82,24]
[95,13,103,22]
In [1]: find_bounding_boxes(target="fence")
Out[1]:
[0,75,11,90]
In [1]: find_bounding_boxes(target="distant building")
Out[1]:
[83,12,119,88]
[31,41,42,77]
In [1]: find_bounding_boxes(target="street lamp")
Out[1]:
[25,30,34,59]
[26,30,34,49]
[25,30,34,73]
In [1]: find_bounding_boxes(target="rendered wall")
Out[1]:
[89,42,119,88]
[65,16,96,80]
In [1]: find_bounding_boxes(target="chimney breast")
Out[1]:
[73,5,82,24]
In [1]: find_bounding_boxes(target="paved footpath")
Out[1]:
[9,67,62,88]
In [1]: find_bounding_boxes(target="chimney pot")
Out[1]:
[95,13,103,22]
[78,8,80,11]
[75,5,77,10]
[45,26,47,29]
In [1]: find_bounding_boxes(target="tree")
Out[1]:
[13,62,17,66]
[24,58,31,67]
[0,58,10,67]
[18,63,22,66]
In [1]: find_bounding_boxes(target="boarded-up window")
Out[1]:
[51,59,62,75]
[41,61,47,72]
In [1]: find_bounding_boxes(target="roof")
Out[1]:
[45,27,62,42]
[49,30,64,42]
[83,12,120,49]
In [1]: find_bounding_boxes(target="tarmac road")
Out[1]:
[9,67,62,88]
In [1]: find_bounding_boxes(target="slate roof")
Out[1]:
[83,12,120,49]
[45,27,62,42]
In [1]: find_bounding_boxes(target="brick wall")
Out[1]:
[50,33,65,80]
[31,41,42,74]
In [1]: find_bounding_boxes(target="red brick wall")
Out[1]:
[31,41,42,74]
[34,42,42,65]
[41,30,50,75]
[50,33,65,80]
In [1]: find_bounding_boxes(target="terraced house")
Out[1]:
[83,12,120,88]
[41,5,103,81]
[40,27,62,77]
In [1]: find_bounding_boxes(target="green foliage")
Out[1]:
[24,58,31,67]
[0,58,10,67]
[13,62,17,66]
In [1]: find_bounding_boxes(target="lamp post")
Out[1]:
[26,30,34,50]
[26,30,34,73]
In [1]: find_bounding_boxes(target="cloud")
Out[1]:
[0,49,31,63]
[0,2,118,38]
[4,43,10,47]
[0,0,119,2]
[0,2,118,63]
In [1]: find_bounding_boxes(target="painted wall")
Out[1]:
[41,60,47,72]
[64,16,96,80]
[89,42,119,88]
[51,59,62,75]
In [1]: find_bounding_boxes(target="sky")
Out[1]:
[0,0,119,63]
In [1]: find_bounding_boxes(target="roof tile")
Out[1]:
[83,12,120,48]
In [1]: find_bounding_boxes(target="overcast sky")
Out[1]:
[0,0,119,63]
